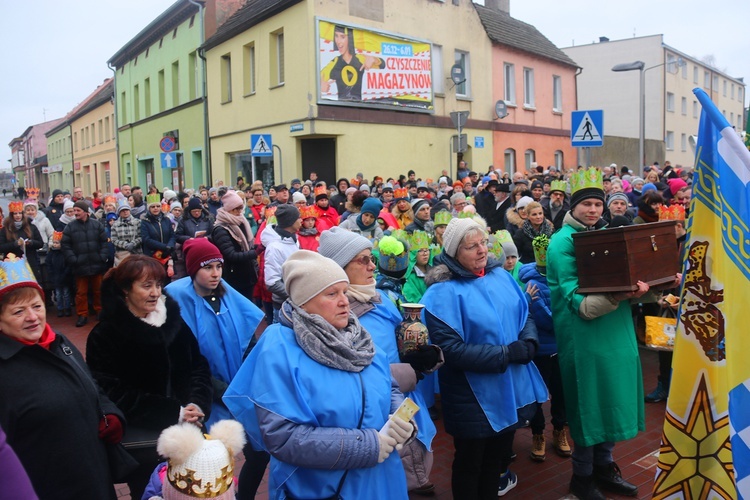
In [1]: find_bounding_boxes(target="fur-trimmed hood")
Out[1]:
[505,208,525,228]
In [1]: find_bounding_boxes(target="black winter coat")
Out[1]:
[211,224,258,299]
[0,331,122,499]
[44,200,66,231]
[0,221,44,278]
[141,213,176,257]
[175,213,213,244]
[86,283,212,431]
[61,216,108,276]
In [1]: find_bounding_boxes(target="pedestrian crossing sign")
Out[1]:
[571,110,603,147]
[251,134,273,157]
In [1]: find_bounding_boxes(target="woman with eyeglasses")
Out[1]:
[319,227,442,496]
[421,217,547,499]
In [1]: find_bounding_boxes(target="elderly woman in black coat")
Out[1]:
[86,255,212,500]
[0,256,124,499]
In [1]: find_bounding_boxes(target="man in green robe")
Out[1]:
[547,170,649,500]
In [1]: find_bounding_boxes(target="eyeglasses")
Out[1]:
[351,254,376,266]
[460,239,489,253]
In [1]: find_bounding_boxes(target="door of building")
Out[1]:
[301,138,336,184]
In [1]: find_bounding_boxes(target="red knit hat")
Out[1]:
[183,238,224,277]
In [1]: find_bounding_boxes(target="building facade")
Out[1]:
[45,123,73,192]
[563,35,746,172]
[10,119,64,198]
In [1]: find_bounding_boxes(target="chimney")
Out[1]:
[599,36,610,43]
[485,0,510,14]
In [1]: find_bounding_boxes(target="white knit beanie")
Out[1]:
[283,250,349,306]
[292,191,307,204]
[443,218,482,258]
[318,226,373,268]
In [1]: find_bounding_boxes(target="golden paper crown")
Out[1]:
[264,206,277,224]
[569,167,603,194]
[8,201,23,213]
[549,180,568,194]
[104,196,116,205]
[314,186,328,198]
[659,204,686,221]
[532,234,550,268]
[410,230,431,250]
[52,231,64,242]
[433,210,452,226]
[394,187,408,199]
[299,205,317,219]
[25,187,40,199]
[0,255,42,299]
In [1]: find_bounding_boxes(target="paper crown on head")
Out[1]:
[549,180,568,194]
[532,234,550,268]
[314,186,328,199]
[25,187,40,200]
[487,234,504,259]
[52,231,64,242]
[378,235,409,277]
[104,195,116,205]
[433,210,452,227]
[264,205,277,224]
[299,205,317,220]
[146,193,162,206]
[0,254,43,301]
[8,201,23,213]
[389,229,409,245]
[410,230,431,251]
[457,209,476,219]
[430,243,442,259]
[393,187,408,200]
[158,420,246,500]
[569,167,603,194]
[659,204,686,221]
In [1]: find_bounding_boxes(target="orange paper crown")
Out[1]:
[394,187,408,199]
[314,186,328,198]
[25,187,40,199]
[300,205,317,219]
[659,204,686,221]
[52,231,64,242]
[8,201,23,213]
[104,196,116,205]
[264,206,277,219]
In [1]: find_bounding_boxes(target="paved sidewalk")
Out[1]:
[54,313,665,499]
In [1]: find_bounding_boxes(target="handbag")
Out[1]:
[645,307,677,351]
[284,373,365,500]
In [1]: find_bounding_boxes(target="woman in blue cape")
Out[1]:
[165,237,268,499]
[224,250,413,500]
[318,227,442,495]
[421,217,548,500]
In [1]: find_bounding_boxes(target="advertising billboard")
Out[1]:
[317,19,433,112]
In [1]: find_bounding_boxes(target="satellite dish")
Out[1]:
[495,100,508,120]
[450,64,466,85]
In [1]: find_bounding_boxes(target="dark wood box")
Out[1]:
[572,221,679,293]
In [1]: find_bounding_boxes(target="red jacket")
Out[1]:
[314,206,340,233]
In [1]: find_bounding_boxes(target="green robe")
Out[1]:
[546,214,644,447]
[402,250,431,304]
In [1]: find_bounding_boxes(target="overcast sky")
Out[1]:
[3,0,748,167]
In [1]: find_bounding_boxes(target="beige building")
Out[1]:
[69,79,118,194]
[563,35,746,172]
[203,0,498,185]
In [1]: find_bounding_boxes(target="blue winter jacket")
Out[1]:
[517,263,557,356]
[141,213,176,257]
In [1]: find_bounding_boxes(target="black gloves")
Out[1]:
[507,340,536,365]
[401,345,441,373]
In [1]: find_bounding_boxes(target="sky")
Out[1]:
[3,0,749,167]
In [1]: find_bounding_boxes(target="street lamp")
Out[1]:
[612,61,645,173]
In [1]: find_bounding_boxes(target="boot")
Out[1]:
[530,433,546,462]
[64,308,72,317]
[75,315,88,327]
[569,474,606,500]
[553,428,572,457]
[645,381,669,403]
[594,462,638,497]
[57,309,64,318]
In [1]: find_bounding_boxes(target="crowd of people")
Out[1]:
[0,160,689,500]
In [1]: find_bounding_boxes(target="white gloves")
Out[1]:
[382,416,414,451]
[377,432,397,463]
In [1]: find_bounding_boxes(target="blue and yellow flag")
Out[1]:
[654,88,750,499]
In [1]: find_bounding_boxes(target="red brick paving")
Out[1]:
[55,315,665,499]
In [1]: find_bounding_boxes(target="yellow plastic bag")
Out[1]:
[644,315,677,351]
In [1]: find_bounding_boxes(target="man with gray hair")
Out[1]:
[450,192,468,216]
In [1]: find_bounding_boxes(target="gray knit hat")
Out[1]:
[501,239,518,259]
[606,192,630,208]
[318,226,373,268]
[443,218,482,258]
[275,204,300,228]
[283,250,349,306]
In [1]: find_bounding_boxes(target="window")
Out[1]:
[221,54,232,103]
[554,150,563,169]
[270,30,285,86]
[666,54,677,73]
[172,61,180,107]
[723,80,727,96]
[666,92,674,112]
[681,97,687,115]
[681,133,687,152]
[666,131,674,150]
[454,50,471,97]
[681,62,687,79]
[133,84,140,121]
[523,68,535,107]
[144,78,151,116]
[693,100,698,118]
[693,66,699,84]
[158,70,166,112]
[73,131,78,152]
[104,116,110,142]
[524,149,535,170]
[431,45,444,95]
[730,112,734,124]
[552,75,562,112]
[739,87,744,102]
[713,75,719,91]
[243,43,256,95]
[503,63,515,104]
[704,71,710,88]
[504,148,516,174]
[189,52,198,100]
[731,83,735,99]
[98,120,103,144]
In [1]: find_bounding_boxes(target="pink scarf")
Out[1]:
[215,208,252,251]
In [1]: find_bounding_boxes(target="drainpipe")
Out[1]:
[108,61,120,187]
[188,0,212,188]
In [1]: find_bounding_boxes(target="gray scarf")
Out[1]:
[289,302,375,372]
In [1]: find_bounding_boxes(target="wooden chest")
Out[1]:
[572,221,679,294]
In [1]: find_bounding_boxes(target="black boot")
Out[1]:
[75,316,88,327]
[64,308,72,317]
[569,474,606,500]
[594,462,638,497]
